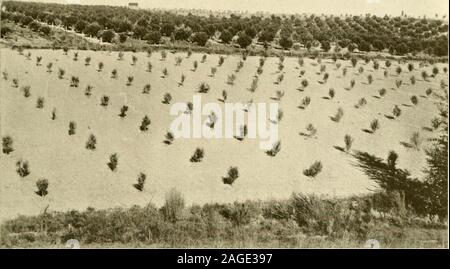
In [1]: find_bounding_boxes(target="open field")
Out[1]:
[0,46,448,224]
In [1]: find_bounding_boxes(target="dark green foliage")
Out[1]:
[119,106,128,118]
[353,151,432,216]
[265,141,281,157]
[190,148,204,162]
[140,116,151,131]
[68,121,76,135]
[133,173,146,191]
[2,136,14,154]
[85,134,97,150]
[222,167,239,185]
[107,153,118,171]
[35,179,48,197]
[303,161,322,177]
[16,160,30,177]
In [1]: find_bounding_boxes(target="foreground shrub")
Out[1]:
[290,193,372,239]
[161,189,185,223]
[221,202,256,226]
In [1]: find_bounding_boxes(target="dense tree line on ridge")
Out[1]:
[1,1,448,56]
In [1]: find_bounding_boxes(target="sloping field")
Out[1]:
[0,48,447,221]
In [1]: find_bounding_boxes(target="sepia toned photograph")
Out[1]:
[0,0,448,251]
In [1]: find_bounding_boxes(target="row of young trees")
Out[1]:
[1,1,448,56]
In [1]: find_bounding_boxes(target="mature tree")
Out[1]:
[237,32,252,48]
[321,40,331,52]
[74,20,87,33]
[144,31,161,44]
[29,20,40,32]
[119,33,128,43]
[161,23,175,37]
[279,36,293,50]
[101,30,115,43]
[39,25,51,36]
[84,22,102,37]
[220,29,233,44]
[174,26,192,41]
[192,31,209,46]
[133,25,148,39]
[258,28,276,43]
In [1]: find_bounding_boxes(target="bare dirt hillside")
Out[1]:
[0,48,447,221]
